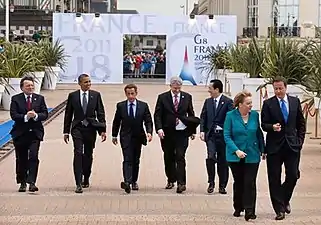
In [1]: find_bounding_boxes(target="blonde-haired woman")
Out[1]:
[223,90,265,221]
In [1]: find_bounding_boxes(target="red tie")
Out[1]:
[174,94,179,125]
[26,96,31,110]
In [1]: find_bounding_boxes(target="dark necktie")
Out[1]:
[174,94,179,125]
[280,99,288,123]
[26,96,31,110]
[82,93,89,126]
[129,103,134,118]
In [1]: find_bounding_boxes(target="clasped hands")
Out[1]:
[26,110,37,120]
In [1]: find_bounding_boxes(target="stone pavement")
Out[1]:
[0,84,321,225]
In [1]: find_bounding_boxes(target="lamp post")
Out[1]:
[5,2,14,41]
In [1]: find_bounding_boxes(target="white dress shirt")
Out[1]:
[277,95,289,112]
[80,90,89,107]
[171,91,187,130]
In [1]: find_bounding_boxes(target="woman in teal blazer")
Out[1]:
[223,90,265,221]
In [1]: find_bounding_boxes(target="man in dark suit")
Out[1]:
[111,84,153,194]
[10,76,48,192]
[200,79,233,194]
[154,76,199,193]
[261,76,306,220]
[63,74,107,193]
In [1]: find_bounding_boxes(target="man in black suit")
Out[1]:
[261,76,306,220]
[111,84,153,194]
[200,79,233,194]
[154,76,199,193]
[63,74,107,193]
[10,76,48,192]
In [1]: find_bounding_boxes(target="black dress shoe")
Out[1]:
[121,182,131,193]
[18,183,27,192]
[285,203,291,214]
[244,213,257,221]
[176,184,186,193]
[132,183,139,191]
[233,209,244,217]
[75,185,83,193]
[165,182,174,189]
[207,183,214,194]
[275,212,285,220]
[29,183,39,192]
[81,181,89,188]
[219,187,227,194]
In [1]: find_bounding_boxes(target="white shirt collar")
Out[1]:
[80,90,89,95]
[171,91,180,97]
[277,95,288,103]
[214,93,222,102]
[24,93,32,99]
[127,99,137,105]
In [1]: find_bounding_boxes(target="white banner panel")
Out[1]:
[53,13,237,84]
[166,15,237,85]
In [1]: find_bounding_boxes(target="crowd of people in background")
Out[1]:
[123,52,166,78]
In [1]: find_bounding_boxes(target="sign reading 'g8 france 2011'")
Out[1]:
[52,13,237,85]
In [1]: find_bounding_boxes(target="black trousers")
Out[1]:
[267,143,300,214]
[13,131,41,184]
[229,159,259,214]
[122,137,142,184]
[71,125,96,185]
[160,129,189,185]
[205,131,228,188]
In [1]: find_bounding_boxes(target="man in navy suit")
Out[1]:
[10,76,48,192]
[200,79,233,194]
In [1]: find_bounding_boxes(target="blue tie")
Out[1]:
[280,99,288,123]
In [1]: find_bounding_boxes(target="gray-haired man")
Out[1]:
[154,76,200,193]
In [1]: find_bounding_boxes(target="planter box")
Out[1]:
[264,84,305,102]
[314,97,321,109]
[1,78,22,111]
[226,72,248,98]
[0,85,4,107]
[243,78,269,110]
[42,66,60,90]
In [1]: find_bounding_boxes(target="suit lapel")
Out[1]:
[287,95,293,121]
[167,91,175,112]
[272,96,285,123]
[215,95,225,116]
[31,94,37,110]
[20,94,28,111]
[85,90,94,115]
[178,92,184,110]
[136,100,141,117]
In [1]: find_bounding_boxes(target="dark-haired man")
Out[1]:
[10,76,48,192]
[63,74,107,193]
[261,76,305,220]
[112,84,153,193]
[200,79,233,194]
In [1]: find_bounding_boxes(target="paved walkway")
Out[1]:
[0,84,321,225]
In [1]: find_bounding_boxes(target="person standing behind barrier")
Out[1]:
[154,76,200,194]
[261,76,305,220]
[111,84,153,194]
[200,79,233,194]
[63,74,107,194]
[223,90,265,221]
[10,76,49,192]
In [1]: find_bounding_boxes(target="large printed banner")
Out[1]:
[166,15,237,85]
[52,13,236,84]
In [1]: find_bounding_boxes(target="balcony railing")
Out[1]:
[242,27,259,37]
[268,26,301,37]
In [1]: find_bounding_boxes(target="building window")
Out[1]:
[146,40,154,46]
[273,0,300,37]
[246,0,259,37]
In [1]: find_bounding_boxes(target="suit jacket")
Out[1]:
[63,89,106,135]
[224,109,265,163]
[261,95,306,154]
[112,99,153,148]
[200,94,233,141]
[10,93,48,141]
[154,90,199,136]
